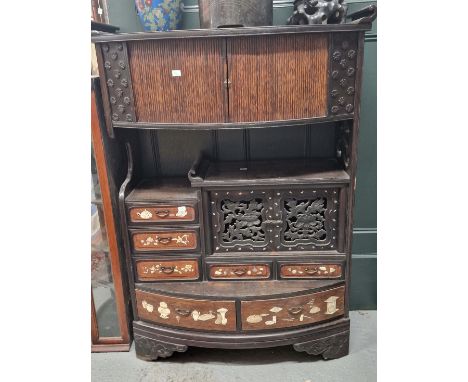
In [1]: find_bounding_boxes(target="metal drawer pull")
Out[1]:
[175,308,192,317]
[233,269,247,276]
[288,306,304,316]
[155,210,170,218]
[158,237,173,245]
[304,268,318,275]
[160,266,175,274]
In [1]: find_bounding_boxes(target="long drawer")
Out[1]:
[241,286,345,331]
[135,259,200,281]
[135,289,237,331]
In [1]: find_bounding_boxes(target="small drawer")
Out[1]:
[131,229,199,253]
[241,286,345,331]
[136,289,237,331]
[279,263,342,279]
[128,203,197,224]
[209,264,270,280]
[135,259,200,281]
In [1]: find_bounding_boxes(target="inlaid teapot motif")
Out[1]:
[137,209,153,219]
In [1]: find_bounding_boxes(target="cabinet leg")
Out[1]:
[134,334,188,361]
[293,331,350,360]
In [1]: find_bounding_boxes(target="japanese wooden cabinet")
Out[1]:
[92,19,375,361]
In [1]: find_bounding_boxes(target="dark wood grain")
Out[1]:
[190,158,350,188]
[112,114,353,130]
[126,178,199,201]
[91,24,372,43]
[128,39,226,123]
[135,280,343,298]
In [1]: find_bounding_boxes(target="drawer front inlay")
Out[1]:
[241,286,345,331]
[136,260,199,281]
[280,264,342,279]
[132,231,198,252]
[209,264,270,280]
[136,290,236,331]
[129,205,196,223]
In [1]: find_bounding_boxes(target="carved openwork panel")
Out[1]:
[221,199,265,242]
[329,32,358,116]
[210,190,270,253]
[99,42,136,123]
[209,188,341,253]
[279,189,339,251]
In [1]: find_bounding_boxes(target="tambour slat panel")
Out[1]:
[128,39,226,123]
[228,34,329,122]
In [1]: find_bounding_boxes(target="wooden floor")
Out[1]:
[92,310,376,382]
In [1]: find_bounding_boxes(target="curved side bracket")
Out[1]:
[118,141,139,319]
[347,4,377,25]
[118,141,135,204]
[188,155,209,186]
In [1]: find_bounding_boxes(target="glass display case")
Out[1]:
[91,77,131,352]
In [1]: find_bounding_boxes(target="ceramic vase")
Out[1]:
[135,0,182,31]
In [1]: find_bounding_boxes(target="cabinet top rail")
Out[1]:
[91,23,371,43]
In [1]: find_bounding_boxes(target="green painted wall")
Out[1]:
[107,0,377,310]
[107,0,143,32]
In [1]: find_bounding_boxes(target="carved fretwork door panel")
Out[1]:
[209,188,342,254]
[210,190,274,253]
[277,189,340,252]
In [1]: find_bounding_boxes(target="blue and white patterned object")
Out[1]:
[135,0,182,31]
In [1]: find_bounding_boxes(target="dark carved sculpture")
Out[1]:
[293,331,350,359]
[198,0,273,28]
[134,335,188,361]
[221,199,265,243]
[288,0,348,25]
[284,198,328,242]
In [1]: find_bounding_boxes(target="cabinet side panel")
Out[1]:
[228,34,329,122]
[128,39,226,123]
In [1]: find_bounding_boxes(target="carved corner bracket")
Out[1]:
[329,33,358,116]
[100,42,136,124]
[293,331,350,360]
[134,334,188,361]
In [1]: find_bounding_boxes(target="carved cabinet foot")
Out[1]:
[134,334,188,361]
[293,331,350,360]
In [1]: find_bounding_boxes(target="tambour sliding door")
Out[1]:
[127,38,227,123]
[226,34,329,122]
[124,34,330,124]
